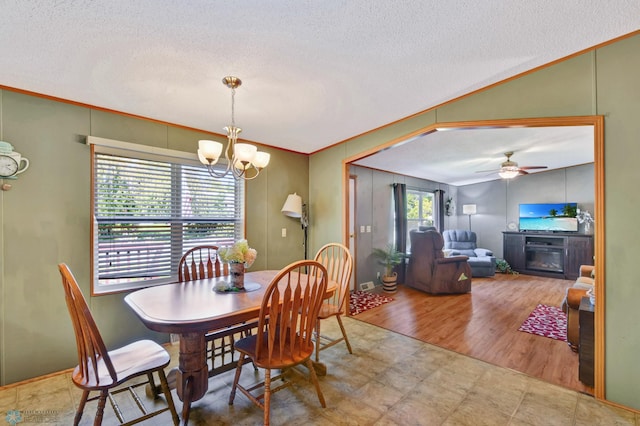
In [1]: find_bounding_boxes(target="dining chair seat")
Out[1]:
[74,340,170,389]
[313,243,354,362]
[229,260,328,426]
[234,333,312,370]
[318,302,342,318]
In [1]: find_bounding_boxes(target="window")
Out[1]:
[406,188,434,248]
[90,139,244,294]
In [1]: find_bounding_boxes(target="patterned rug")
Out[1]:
[518,304,567,342]
[349,291,394,316]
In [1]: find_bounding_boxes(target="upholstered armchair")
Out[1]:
[406,228,472,294]
[442,230,496,277]
[562,265,595,351]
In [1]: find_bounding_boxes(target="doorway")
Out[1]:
[343,115,604,398]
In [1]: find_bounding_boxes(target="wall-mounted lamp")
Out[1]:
[462,204,477,231]
[281,193,309,259]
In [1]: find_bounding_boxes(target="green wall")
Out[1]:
[0,91,308,385]
[309,34,640,410]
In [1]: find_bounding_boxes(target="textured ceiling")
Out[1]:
[0,1,638,159]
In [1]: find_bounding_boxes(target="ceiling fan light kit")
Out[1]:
[478,151,547,180]
[498,166,520,179]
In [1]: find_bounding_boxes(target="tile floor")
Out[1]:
[1,317,638,425]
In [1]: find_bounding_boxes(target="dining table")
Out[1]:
[124,269,335,425]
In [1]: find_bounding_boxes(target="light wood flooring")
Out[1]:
[351,272,594,395]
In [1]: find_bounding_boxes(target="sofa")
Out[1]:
[406,228,472,294]
[561,265,594,351]
[442,230,496,277]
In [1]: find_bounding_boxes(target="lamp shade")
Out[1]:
[281,193,303,218]
[462,204,477,215]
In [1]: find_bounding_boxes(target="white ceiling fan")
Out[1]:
[477,151,548,179]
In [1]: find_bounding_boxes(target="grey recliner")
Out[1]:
[442,230,496,277]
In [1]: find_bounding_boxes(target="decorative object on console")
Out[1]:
[462,204,476,231]
[281,192,309,259]
[197,76,270,181]
[576,209,594,234]
[372,244,405,293]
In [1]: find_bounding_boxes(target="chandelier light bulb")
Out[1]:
[253,151,271,169]
[198,140,223,164]
[234,143,258,163]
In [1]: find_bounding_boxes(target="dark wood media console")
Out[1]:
[503,232,594,280]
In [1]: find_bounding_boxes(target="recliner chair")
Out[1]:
[443,229,496,277]
[406,228,472,294]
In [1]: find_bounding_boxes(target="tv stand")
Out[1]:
[503,232,593,280]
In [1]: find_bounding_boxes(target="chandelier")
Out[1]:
[197,76,270,180]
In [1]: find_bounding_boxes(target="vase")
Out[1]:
[230,262,245,289]
[381,272,398,293]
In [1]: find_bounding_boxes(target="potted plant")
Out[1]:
[495,258,518,275]
[372,244,406,293]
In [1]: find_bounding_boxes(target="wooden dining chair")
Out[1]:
[58,264,179,426]
[229,260,328,426]
[177,245,227,282]
[313,242,354,362]
[178,245,255,378]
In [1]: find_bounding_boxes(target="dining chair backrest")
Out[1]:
[255,260,328,362]
[178,245,227,282]
[314,243,353,312]
[59,263,117,386]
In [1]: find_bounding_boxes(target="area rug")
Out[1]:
[349,291,394,316]
[518,304,567,342]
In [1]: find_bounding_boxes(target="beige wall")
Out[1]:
[0,91,308,384]
[309,34,640,410]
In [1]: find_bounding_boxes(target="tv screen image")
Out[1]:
[518,203,579,232]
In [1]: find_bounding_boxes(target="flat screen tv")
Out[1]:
[518,203,579,232]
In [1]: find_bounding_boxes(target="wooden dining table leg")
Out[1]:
[176,332,208,425]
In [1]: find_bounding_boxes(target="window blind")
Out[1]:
[92,150,244,293]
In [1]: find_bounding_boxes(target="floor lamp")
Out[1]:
[281,193,309,259]
[463,204,477,231]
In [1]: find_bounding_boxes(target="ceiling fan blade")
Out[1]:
[518,166,548,170]
[518,170,529,175]
[475,169,499,173]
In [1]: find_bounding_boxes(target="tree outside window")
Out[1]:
[407,189,434,249]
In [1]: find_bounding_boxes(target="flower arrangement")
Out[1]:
[218,239,257,268]
[576,209,594,233]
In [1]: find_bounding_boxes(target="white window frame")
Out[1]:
[406,188,435,249]
[88,137,244,295]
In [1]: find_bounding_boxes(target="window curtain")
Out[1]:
[434,189,445,232]
[392,183,407,283]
